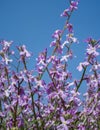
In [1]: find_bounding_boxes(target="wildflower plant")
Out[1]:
[0,0,100,130]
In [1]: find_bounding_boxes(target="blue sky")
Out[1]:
[0,0,100,93]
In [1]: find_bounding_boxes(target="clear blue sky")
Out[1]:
[0,0,100,93]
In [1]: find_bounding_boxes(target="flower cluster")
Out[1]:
[0,0,100,130]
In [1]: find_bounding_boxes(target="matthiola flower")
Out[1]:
[61,0,79,17]
[35,78,46,88]
[50,40,62,54]
[58,89,66,99]
[3,55,13,65]
[6,118,13,128]
[51,30,63,53]
[61,55,69,62]
[2,40,12,47]
[36,49,47,67]
[86,74,98,88]
[17,117,24,128]
[69,89,81,106]
[36,65,44,74]
[0,111,5,118]
[66,23,73,33]
[18,45,31,59]
[84,37,93,44]
[77,61,89,71]
[70,1,79,11]
[85,37,99,45]
[86,44,99,56]
[50,40,56,47]
[61,41,67,48]
[78,123,85,130]
[48,91,59,100]
[85,37,100,48]
[52,30,62,39]
[67,82,75,88]
[0,40,13,52]
[61,8,70,17]
[57,116,69,130]
[61,51,72,62]
[81,92,100,129]
[18,96,29,108]
[0,50,13,64]
[0,0,100,129]
[56,44,63,54]
[66,34,78,43]
[5,89,10,97]
[92,63,100,71]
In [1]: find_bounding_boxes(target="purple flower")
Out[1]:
[0,40,13,52]
[50,40,56,47]
[35,78,46,88]
[61,8,70,17]
[17,117,24,128]
[78,123,85,130]
[0,51,13,65]
[6,118,13,128]
[0,0,100,129]
[17,45,31,59]
[84,37,93,44]
[77,61,89,71]
[57,116,69,130]
[92,63,100,71]
[52,30,62,39]
[70,1,79,11]
[66,34,78,43]
[84,37,100,47]
[86,44,99,56]
[66,23,73,33]
[0,111,5,118]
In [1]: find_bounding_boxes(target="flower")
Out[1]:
[3,55,13,65]
[84,37,93,44]
[57,117,69,130]
[0,40,13,52]
[70,1,79,11]
[86,44,99,56]
[50,40,56,47]
[61,55,69,62]
[77,61,89,71]
[52,30,62,39]
[17,45,31,59]
[61,8,70,17]
[66,34,78,43]
[66,23,73,33]
[92,63,100,71]
[0,112,5,118]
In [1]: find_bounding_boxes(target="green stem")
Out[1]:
[22,57,39,129]
[13,99,18,127]
[76,67,87,92]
